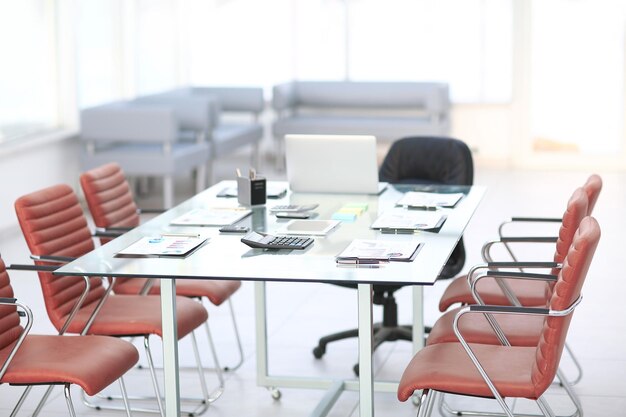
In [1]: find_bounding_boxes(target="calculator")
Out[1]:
[241,231,313,250]
[269,204,319,213]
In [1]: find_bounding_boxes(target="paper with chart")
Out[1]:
[117,235,208,257]
[336,239,422,262]
[371,209,445,230]
[170,207,252,227]
[396,191,464,208]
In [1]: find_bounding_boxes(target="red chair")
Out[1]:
[438,174,602,312]
[425,188,588,416]
[14,184,211,416]
[79,163,244,372]
[398,216,600,417]
[0,257,139,417]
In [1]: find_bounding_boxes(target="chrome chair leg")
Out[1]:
[119,376,133,417]
[143,335,165,417]
[64,384,78,417]
[32,384,55,417]
[223,298,245,372]
[9,385,32,417]
[199,322,225,402]
[563,342,583,385]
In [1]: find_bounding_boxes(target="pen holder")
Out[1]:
[237,176,266,206]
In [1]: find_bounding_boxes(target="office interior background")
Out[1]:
[1,0,625,416]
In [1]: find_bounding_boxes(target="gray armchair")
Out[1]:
[148,86,265,184]
[80,99,211,208]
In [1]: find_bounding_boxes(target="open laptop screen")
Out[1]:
[285,134,385,194]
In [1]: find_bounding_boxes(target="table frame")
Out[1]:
[54,182,484,417]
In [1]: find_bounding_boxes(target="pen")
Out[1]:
[236,168,242,177]
[406,205,439,211]
[161,233,201,238]
[249,168,256,180]
[336,259,389,265]
[380,228,418,234]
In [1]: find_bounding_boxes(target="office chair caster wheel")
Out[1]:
[268,387,282,400]
[312,345,326,359]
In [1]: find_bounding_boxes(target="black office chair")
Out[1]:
[312,136,474,375]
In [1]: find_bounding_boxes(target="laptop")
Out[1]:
[285,134,387,194]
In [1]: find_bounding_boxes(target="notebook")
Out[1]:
[285,134,387,194]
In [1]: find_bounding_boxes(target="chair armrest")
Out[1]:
[6,264,59,272]
[498,217,562,239]
[191,87,265,114]
[481,237,558,263]
[81,103,179,144]
[138,208,166,214]
[132,94,218,132]
[93,229,124,239]
[272,82,296,112]
[0,298,32,379]
[29,254,76,264]
[470,270,557,307]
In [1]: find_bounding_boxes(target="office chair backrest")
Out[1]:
[531,216,599,396]
[14,184,106,332]
[379,136,473,278]
[379,136,473,186]
[80,163,140,241]
[583,174,602,215]
[0,259,22,351]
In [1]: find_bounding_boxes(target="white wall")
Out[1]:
[0,134,81,233]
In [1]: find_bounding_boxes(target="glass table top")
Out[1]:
[55,182,485,286]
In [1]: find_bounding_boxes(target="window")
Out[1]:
[184,0,513,103]
[76,0,123,108]
[0,0,58,142]
[530,0,626,155]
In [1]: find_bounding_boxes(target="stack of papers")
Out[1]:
[336,239,422,263]
[170,207,251,227]
[396,192,464,209]
[116,234,208,257]
[371,209,445,231]
[217,185,287,199]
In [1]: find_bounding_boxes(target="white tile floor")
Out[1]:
[0,151,624,416]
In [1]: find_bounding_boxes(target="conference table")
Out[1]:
[55,180,484,417]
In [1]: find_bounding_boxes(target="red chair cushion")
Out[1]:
[398,342,537,401]
[427,306,545,346]
[114,278,241,306]
[438,276,548,312]
[0,334,138,396]
[64,295,208,339]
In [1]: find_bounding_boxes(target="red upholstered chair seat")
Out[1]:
[398,342,537,401]
[439,277,547,312]
[427,306,545,347]
[0,334,138,396]
[64,295,207,339]
[113,278,241,306]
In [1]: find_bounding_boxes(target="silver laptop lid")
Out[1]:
[285,134,384,194]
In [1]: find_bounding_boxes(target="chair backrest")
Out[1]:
[80,163,140,238]
[540,188,589,305]
[14,184,106,332]
[379,136,473,186]
[0,259,22,351]
[531,216,600,397]
[379,136,473,279]
[583,174,602,215]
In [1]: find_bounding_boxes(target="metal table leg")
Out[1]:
[161,279,180,416]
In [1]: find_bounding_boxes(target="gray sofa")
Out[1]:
[80,86,264,207]
[272,81,450,167]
